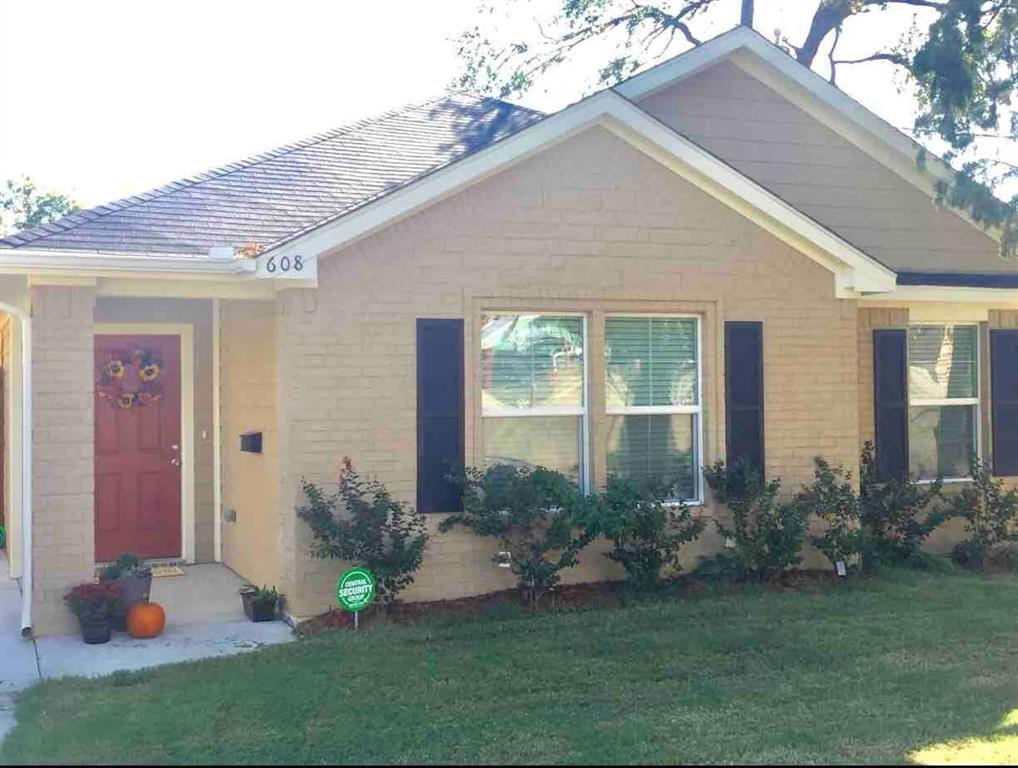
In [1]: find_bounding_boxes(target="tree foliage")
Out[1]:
[0,176,79,235]
[456,0,1017,256]
[298,458,429,605]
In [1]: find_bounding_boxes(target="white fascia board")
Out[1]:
[267,89,894,295]
[861,285,1018,307]
[0,248,257,280]
[615,28,998,243]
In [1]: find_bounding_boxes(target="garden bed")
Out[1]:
[297,569,843,635]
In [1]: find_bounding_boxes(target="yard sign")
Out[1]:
[337,566,375,613]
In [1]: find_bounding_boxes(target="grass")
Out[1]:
[3,569,1018,765]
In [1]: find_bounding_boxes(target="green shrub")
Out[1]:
[947,457,1018,571]
[795,458,863,572]
[691,553,745,585]
[702,460,805,582]
[99,553,152,581]
[439,464,591,607]
[584,475,704,591]
[298,457,428,605]
[858,442,947,568]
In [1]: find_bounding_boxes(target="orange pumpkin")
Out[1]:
[126,601,165,639]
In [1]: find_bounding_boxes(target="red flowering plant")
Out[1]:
[64,582,123,621]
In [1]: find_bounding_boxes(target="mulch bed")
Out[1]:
[296,569,844,637]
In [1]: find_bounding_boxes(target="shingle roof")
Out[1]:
[0,92,544,255]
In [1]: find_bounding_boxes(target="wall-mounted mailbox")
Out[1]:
[240,432,263,454]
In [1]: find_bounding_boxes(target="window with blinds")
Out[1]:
[605,316,701,501]
[907,324,979,479]
[480,314,586,486]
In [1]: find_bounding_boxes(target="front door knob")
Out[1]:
[170,458,181,466]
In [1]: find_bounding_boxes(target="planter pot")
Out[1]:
[241,592,277,622]
[104,572,152,631]
[79,615,112,645]
[112,572,152,607]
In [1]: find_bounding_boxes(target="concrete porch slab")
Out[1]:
[35,619,292,681]
[35,563,293,680]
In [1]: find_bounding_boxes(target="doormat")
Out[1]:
[150,565,185,578]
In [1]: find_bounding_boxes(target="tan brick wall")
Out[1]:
[31,285,96,636]
[274,127,860,616]
[219,300,282,592]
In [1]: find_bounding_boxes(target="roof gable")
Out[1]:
[615,26,1002,247]
[265,90,895,295]
[634,58,1008,275]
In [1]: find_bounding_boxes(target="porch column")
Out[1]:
[30,285,96,636]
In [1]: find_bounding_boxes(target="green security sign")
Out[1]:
[336,566,376,613]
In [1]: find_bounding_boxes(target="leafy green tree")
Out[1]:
[456,0,1017,257]
[0,176,79,235]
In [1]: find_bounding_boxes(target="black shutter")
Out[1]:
[991,329,1018,476]
[873,328,909,480]
[416,319,464,512]
[725,321,765,480]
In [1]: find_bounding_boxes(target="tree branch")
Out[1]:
[832,51,910,68]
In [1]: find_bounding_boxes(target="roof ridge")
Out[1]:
[440,87,546,118]
[1,92,464,249]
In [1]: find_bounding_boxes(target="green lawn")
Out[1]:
[4,570,1018,765]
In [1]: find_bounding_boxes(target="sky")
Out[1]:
[0,0,1013,209]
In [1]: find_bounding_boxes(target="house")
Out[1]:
[2,26,1016,636]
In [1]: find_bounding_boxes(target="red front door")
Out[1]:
[94,335,182,561]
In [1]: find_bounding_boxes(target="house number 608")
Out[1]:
[265,255,304,273]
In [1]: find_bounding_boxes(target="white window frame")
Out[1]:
[605,313,704,505]
[907,323,981,483]
[480,312,590,492]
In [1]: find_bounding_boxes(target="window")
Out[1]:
[605,316,701,501]
[907,325,980,480]
[480,314,586,486]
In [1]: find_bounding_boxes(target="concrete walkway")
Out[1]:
[0,558,293,744]
[0,562,38,742]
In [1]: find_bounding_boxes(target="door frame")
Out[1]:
[93,323,196,563]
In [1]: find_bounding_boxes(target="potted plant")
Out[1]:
[99,553,153,630]
[64,582,123,644]
[240,585,280,622]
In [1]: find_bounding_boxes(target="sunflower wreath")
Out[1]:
[97,348,165,409]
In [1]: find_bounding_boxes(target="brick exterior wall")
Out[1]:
[31,285,96,636]
[220,300,283,593]
[269,127,861,616]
